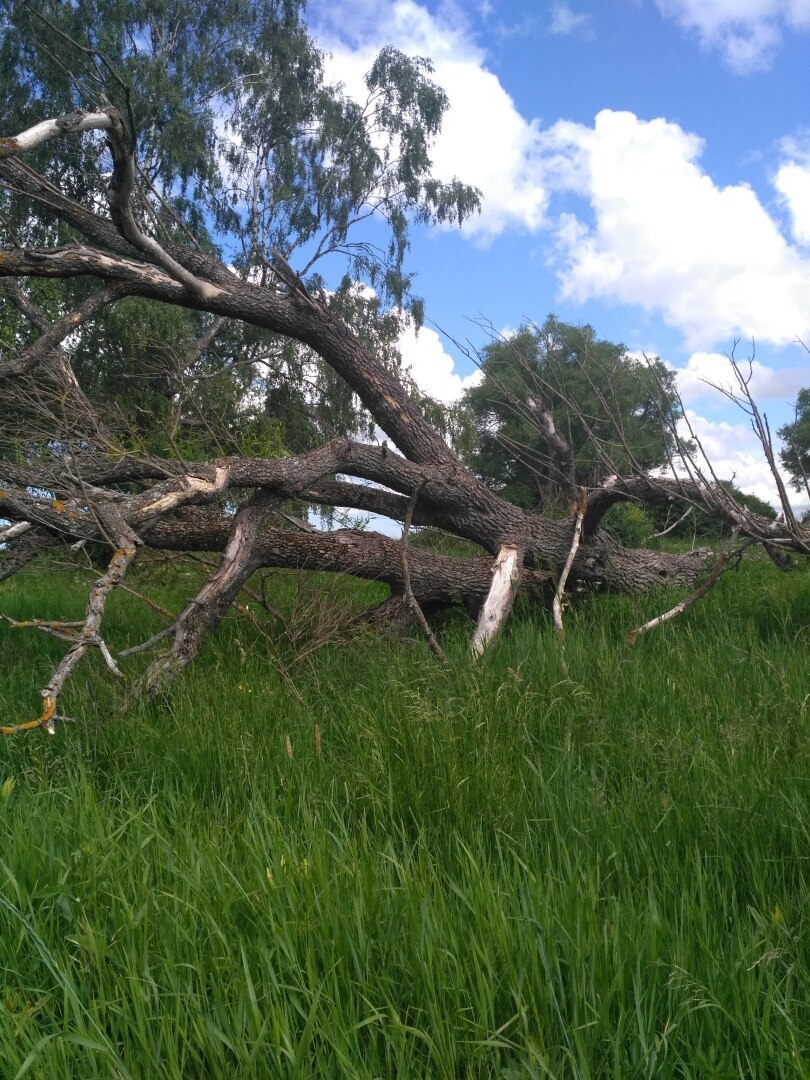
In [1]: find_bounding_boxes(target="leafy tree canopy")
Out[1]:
[462,317,683,510]
[0,0,480,459]
[778,388,810,494]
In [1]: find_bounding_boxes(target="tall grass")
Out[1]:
[1,560,808,1077]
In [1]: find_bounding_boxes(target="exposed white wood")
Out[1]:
[0,112,114,158]
[135,467,228,518]
[471,544,521,658]
[552,490,587,637]
[0,521,32,543]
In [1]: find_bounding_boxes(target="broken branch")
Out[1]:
[399,481,447,662]
[552,488,587,638]
[627,531,744,647]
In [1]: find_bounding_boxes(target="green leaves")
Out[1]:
[0,2,480,461]
[778,387,810,493]
[462,317,683,510]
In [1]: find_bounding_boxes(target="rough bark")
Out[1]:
[1,105,807,729]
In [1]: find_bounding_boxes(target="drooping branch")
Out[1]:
[0,224,471,470]
[0,282,131,380]
[1,109,223,300]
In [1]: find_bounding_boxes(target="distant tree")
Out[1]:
[462,317,683,510]
[778,388,810,495]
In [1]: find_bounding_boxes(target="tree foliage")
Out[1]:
[462,317,683,510]
[0,0,480,459]
[778,388,810,495]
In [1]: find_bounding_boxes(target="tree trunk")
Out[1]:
[1,106,806,727]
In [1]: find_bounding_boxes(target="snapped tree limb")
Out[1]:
[0,104,807,732]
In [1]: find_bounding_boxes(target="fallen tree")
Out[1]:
[1,88,808,729]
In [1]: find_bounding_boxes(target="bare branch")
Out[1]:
[143,490,277,693]
[399,481,447,662]
[552,489,587,638]
[0,282,131,382]
[627,533,744,647]
[2,521,137,735]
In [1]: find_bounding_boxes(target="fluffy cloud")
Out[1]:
[774,161,810,246]
[680,411,800,510]
[674,351,808,404]
[540,109,810,348]
[313,0,548,242]
[311,4,810,351]
[656,0,810,73]
[397,319,481,402]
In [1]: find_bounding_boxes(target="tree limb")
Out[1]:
[552,489,587,638]
[399,481,447,661]
[471,545,522,657]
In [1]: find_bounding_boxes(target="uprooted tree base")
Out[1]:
[1,107,808,732]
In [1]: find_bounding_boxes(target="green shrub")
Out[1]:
[601,501,655,546]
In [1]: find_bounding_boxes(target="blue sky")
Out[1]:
[307,0,810,508]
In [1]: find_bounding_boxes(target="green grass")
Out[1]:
[0,559,809,1078]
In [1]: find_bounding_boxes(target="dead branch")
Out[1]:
[0,283,131,381]
[399,481,447,662]
[627,531,745,647]
[2,517,137,735]
[143,490,277,693]
[471,545,522,657]
[552,488,587,637]
[644,505,693,542]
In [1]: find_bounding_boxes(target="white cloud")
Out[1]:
[397,318,481,402]
[674,351,808,404]
[540,109,810,348]
[549,3,591,35]
[680,411,801,510]
[656,0,810,73]
[312,5,810,354]
[774,161,810,246]
[314,0,549,242]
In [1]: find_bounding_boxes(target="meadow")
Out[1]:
[0,556,808,1078]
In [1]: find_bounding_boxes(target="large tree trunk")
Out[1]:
[1,108,807,729]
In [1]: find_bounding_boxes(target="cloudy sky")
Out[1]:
[308,0,810,507]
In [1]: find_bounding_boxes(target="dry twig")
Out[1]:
[399,481,447,662]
